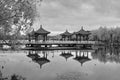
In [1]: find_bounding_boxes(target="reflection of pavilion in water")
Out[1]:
[92,46,120,63]
[60,51,73,61]
[27,51,50,68]
[74,51,91,66]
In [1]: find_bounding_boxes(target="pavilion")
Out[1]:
[28,25,50,42]
[60,30,72,41]
[27,51,50,69]
[75,27,91,41]
[34,57,50,69]
[35,25,50,41]
[27,51,40,60]
[74,51,91,66]
[34,51,50,68]
[60,51,73,61]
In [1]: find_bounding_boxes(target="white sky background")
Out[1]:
[33,0,120,35]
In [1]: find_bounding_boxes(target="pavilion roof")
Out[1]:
[75,27,91,35]
[60,52,73,60]
[35,25,50,34]
[34,57,50,68]
[27,53,39,60]
[60,30,72,36]
[74,57,91,66]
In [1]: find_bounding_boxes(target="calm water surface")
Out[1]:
[0,48,120,80]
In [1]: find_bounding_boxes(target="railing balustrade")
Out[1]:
[0,40,97,44]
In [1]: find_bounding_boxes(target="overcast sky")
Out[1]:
[33,0,120,35]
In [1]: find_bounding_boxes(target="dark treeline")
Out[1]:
[90,27,120,43]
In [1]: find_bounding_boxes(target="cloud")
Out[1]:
[33,0,120,33]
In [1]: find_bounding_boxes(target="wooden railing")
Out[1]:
[20,40,96,44]
[0,40,100,45]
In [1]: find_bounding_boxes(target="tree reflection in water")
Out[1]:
[0,70,26,80]
[92,46,120,63]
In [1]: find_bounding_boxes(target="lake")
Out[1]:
[0,47,120,80]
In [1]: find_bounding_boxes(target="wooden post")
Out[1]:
[43,35,45,41]
[45,35,47,41]
[76,35,78,41]
[28,34,31,42]
[80,35,81,41]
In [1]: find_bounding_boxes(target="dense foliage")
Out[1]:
[0,0,43,48]
[90,27,120,43]
[0,0,43,40]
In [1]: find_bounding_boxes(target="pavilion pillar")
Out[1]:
[68,36,71,41]
[62,36,64,41]
[85,35,87,41]
[61,36,63,41]
[35,35,38,42]
[86,35,89,41]
[86,52,88,58]
[84,35,86,41]
[64,36,66,41]
[78,35,81,41]
[76,51,78,57]
[62,37,63,41]
[62,36,65,41]
[83,52,85,57]
[83,35,85,41]
[65,36,66,41]
[43,35,45,41]
[28,34,31,42]
[76,35,78,41]
[46,53,48,59]
[44,35,46,41]
[63,36,65,41]
[43,53,45,58]
[45,35,47,41]
[70,36,72,41]
[82,35,83,41]
[80,35,81,41]
[65,36,67,41]
[67,36,69,41]
[78,35,79,41]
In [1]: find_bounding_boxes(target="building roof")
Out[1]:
[35,25,50,35]
[27,51,50,68]
[27,53,39,60]
[60,30,72,36]
[74,56,91,66]
[75,27,91,35]
[60,52,73,61]
[34,57,50,69]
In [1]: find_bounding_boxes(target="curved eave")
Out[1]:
[60,31,72,36]
[35,26,51,35]
[74,57,91,63]
[75,31,91,35]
